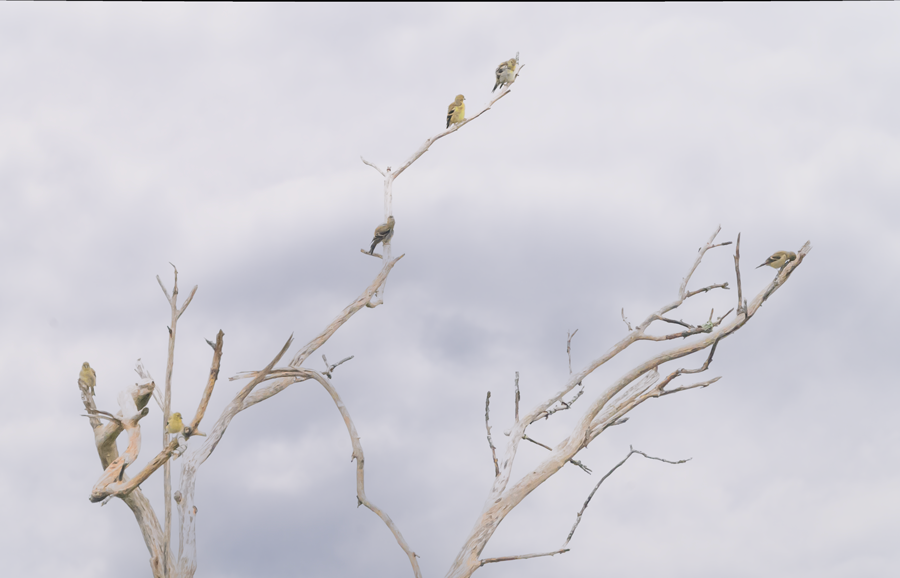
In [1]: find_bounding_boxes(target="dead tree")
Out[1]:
[77,57,812,578]
[78,60,523,578]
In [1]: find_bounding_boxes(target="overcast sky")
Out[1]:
[1,4,898,578]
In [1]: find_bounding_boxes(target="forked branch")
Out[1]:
[563,446,690,547]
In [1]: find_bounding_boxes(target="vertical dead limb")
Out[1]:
[156,264,197,577]
[513,371,520,423]
[567,329,578,374]
[734,233,746,316]
[485,392,500,477]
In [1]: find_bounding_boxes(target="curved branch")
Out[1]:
[305,370,423,578]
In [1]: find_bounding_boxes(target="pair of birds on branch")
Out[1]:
[445,57,518,129]
[78,360,185,436]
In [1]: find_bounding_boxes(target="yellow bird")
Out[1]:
[756,251,797,270]
[79,362,97,396]
[446,94,465,128]
[492,58,517,93]
[369,216,396,255]
[166,412,184,435]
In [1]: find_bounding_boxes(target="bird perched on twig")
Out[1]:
[446,94,465,128]
[79,362,97,396]
[493,58,517,92]
[166,412,184,435]
[369,216,396,255]
[756,251,797,270]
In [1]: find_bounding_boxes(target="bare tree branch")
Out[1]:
[444,232,812,578]
[685,282,729,299]
[184,330,224,438]
[734,232,746,316]
[302,370,423,578]
[513,371,520,423]
[485,392,500,477]
[567,329,578,374]
[522,435,591,474]
[620,308,632,331]
[322,354,354,379]
[563,446,690,547]
[480,548,570,566]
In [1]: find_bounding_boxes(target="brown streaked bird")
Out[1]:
[492,58,517,92]
[756,251,797,270]
[79,362,97,396]
[446,94,465,128]
[369,216,396,255]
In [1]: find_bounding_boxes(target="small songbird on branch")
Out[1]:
[492,58,517,93]
[369,216,396,255]
[446,94,465,128]
[79,362,97,396]
[166,412,184,435]
[756,251,797,270]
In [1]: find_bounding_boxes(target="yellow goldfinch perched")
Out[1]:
[446,94,465,128]
[492,58,517,93]
[79,362,97,396]
[369,216,396,255]
[166,412,184,435]
[756,251,797,270]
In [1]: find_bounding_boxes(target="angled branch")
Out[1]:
[241,254,405,410]
[480,548,569,567]
[185,329,224,438]
[304,370,423,578]
[360,155,386,177]
[563,446,690,547]
[322,354,355,379]
[684,282,729,299]
[523,435,591,474]
[391,82,518,180]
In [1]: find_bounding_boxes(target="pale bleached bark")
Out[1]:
[443,230,812,578]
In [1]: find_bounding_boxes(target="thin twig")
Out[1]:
[480,548,570,566]
[563,446,690,547]
[322,354,355,379]
[567,329,578,374]
[734,233,745,315]
[514,371,520,423]
[621,308,633,331]
[360,248,383,259]
[485,392,500,477]
[642,308,734,342]
[360,156,386,177]
[522,435,591,474]
[684,282,729,299]
[533,388,585,422]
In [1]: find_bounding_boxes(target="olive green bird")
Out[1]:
[166,412,184,435]
[446,94,465,128]
[492,58,517,92]
[79,362,97,396]
[756,251,797,270]
[369,216,396,255]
